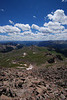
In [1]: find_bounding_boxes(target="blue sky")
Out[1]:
[0,0,67,41]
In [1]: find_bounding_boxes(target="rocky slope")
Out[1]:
[0,65,67,100]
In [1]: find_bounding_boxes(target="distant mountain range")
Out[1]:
[0,40,67,56]
[0,40,67,47]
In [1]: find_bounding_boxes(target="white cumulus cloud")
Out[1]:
[44,21,64,31]
[15,23,30,31]
[0,9,67,41]
[31,24,39,30]
[47,9,67,25]
[0,25,21,33]
[39,27,51,33]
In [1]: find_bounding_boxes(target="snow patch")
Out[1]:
[26,64,33,70]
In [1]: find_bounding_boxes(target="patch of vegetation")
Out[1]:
[0,46,66,68]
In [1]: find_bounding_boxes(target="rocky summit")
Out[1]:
[0,65,67,100]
